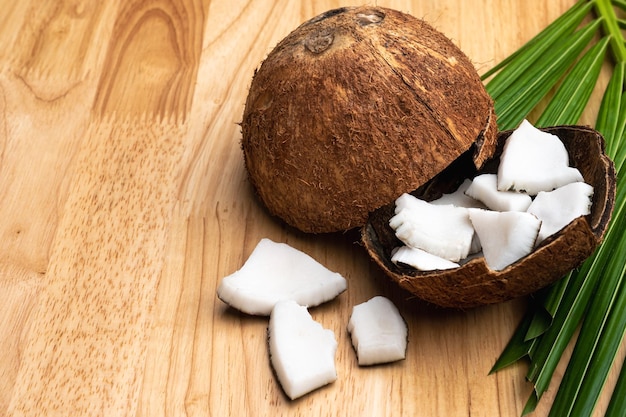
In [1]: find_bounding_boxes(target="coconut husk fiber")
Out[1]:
[241,6,497,233]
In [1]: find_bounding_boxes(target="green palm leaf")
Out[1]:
[536,36,609,126]
[482,0,594,91]
[491,19,602,130]
[485,1,626,416]
[596,61,625,146]
[526,275,570,340]
[549,200,626,416]
[605,345,626,416]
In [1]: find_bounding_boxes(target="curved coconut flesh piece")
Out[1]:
[430,178,486,208]
[347,296,408,366]
[217,238,347,315]
[241,6,497,233]
[498,119,584,195]
[528,181,594,244]
[390,194,474,262]
[465,173,533,212]
[362,126,616,308]
[268,300,337,399]
[468,209,541,271]
[391,245,460,271]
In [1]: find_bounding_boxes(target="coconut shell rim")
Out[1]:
[361,124,617,309]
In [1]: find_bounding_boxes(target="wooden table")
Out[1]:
[0,0,623,415]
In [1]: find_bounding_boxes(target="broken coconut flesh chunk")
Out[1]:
[347,296,408,366]
[390,193,474,262]
[468,209,541,271]
[269,300,337,400]
[391,245,459,271]
[217,238,346,315]
[430,178,486,208]
[498,119,584,195]
[528,181,594,244]
[465,173,532,212]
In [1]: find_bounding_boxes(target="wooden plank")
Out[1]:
[6,118,188,416]
[4,0,207,415]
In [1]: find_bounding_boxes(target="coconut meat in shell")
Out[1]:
[363,125,615,308]
[241,6,497,233]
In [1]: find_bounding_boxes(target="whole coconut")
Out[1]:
[242,6,497,233]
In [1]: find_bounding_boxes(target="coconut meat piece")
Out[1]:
[465,173,532,212]
[527,181,594,244]
[468,209,541,271]
[391,245,460,271]
[268,300,337,400]
[347,296,407,366]
[497,120,584,195]
[390,194,475,262]
[217,238,347,315]
[430,179,486,208]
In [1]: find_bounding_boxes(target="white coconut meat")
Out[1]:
[430,178,486,208]
[217,238,347,315]
[391,245,459,271]
[498,120,584,195]
[347,296,408,366]
[465,173,532,212]
[468,209,542,271]
[390,193,475,262]
[527,181,594,244]
[268,300,337,400]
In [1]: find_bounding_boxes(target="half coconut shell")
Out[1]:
[362,125,616,308]
[241,6,497,233]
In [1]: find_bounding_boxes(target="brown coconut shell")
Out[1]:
[362,125,616,308]
[241,6,497,233]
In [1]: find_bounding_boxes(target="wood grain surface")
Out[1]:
[0,1,623,416]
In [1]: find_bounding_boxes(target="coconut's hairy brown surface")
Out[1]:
[363,126,616,309]
[242,6,497,233]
